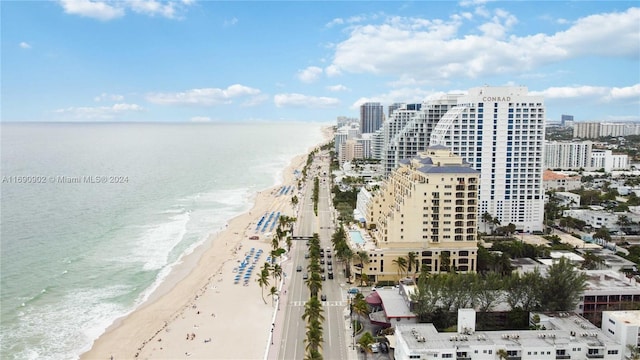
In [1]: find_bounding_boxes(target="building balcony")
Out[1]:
[556,355,571,359]
[586,354,604,359]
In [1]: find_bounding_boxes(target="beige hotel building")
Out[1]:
[361,145,480,283]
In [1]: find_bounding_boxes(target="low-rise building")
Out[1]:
[601,310,640,358]
[543,170,582,192]
[394,310,623,360]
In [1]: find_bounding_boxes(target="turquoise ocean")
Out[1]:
[0,121,327,360]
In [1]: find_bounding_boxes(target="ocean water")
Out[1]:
[0,121,327,360]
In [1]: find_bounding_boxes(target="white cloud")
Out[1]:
[274,93,340,108]
[19,42,31,49]
[146,85,261,106]
[350,87,445,109]
[94,93,124,102]
[190,116,211,122]
[241,94,269,107]
[224,17,238,26]
[327,8,640,83]
[327,84,349,92]
[59,0,125,21]
[550,7,640,58]
[59,0,193,20]
[531,85,608,99]
[530,84,640,104]
[297,66,323,83]
[127,0,177,18]
[53,103,143,119]
[608,84,640,100]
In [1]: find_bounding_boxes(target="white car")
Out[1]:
[369,343,380,353]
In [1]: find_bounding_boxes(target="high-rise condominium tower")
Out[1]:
[430,86,545,232]
[360,102,384,134]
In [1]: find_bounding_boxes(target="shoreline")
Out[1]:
[82,127,333,360]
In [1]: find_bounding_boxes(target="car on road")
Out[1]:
[328,272,334,279]
[320,259,325,264]
[304,253,309,259]
[327,260,332,265]
[321,294,327,301]
[327,253,332,258]
[348,288,360,294]
[303,273,308,280]
[321,274,326,281]
[327,266,332,271]
[296,265,302,272]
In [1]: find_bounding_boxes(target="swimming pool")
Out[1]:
[350,230,365,245]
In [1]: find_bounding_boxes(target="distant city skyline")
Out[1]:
[2,1,638,123]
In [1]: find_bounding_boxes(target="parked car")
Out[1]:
[321,294,327,301]
[369,343,380,353]
[321,274,326,281]
[348,288,360,294]
[296,265,302,272]
[303,273,308,280]
[328,272,334,279]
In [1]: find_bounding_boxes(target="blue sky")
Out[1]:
[2,0,639,123]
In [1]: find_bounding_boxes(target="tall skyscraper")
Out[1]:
[561,114,573,127]
[381,95,460,175]
[430,86,545,232]
[360,102,384,134]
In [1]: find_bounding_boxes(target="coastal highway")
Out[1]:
[278,152,349,360]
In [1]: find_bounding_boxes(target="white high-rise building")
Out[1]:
[430,86,545,232]
[380,104,422,175]
[382,95,460,175]
[544,141,593,169]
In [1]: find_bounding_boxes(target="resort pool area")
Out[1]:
[350,230,365,245]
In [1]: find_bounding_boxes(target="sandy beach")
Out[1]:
[81,142,319,360]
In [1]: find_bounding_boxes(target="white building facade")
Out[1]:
[382,96,460,176]
[544,141,592,170]
[430,86,545,232]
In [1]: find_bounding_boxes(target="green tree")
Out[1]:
[357,331,375,359]
[540,257,587,311]
[257,265,270,304]
[352,293,370,321]
[407,251,419,280]
[305,272,323,298]
[439,251,451,273]
[474,273,503,312]
[482,212,493,234]
[304,318,324,357]
[268,286,278,307]
[356,251,370,286]
[594,226,612,243]
[504,270,543,311]
[392,257,408,282]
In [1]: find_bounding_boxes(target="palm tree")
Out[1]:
[271,263,283,283]
[304,318,324,356]
[496,348,508,360]
[357,331,375,359]
[301,296,325,323]
[628,344,640,360]
[392,257,408,283]
[407,251,419,280]
[257,267,270,304]
[268,286,278,307]
[356,251,370,286]
[352,293,370,321]
[305,272,323,298]
[481,212,493,233]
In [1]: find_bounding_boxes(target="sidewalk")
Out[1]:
[265,256,292,360]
